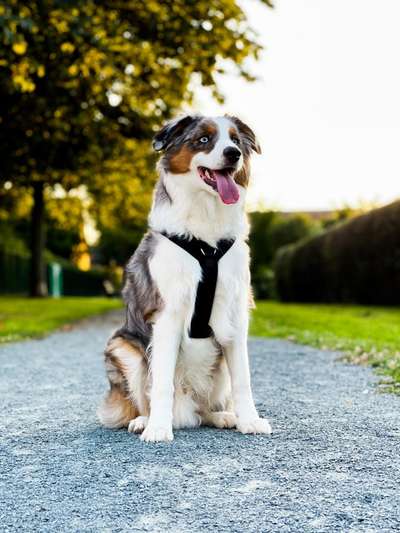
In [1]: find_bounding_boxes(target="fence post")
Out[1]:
[48,263,63,298]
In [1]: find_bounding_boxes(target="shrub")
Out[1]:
[249,211,320,298]
[275,200,400,304]
[0,250,30,294]
[0,249,107,296]
[61,263,106,297]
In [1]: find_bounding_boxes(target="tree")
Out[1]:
[0,0,272,295]
[45,192,85,260]
[88,139,155,264]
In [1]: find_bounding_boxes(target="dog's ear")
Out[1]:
[153,115,197,152]
[227,115,261,154]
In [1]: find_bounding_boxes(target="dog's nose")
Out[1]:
[223,146,241,163]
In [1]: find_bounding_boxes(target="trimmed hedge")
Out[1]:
[0,250,30,294]
[275,200,400,304]
[0,250,106,296]
[61,264,106,296]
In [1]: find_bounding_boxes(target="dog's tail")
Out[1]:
[98,335,148,428]
[97,386,137,429]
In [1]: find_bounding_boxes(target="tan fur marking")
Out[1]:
[107,336,142,356]
[143,308,158,323]
[107,353,125,375]
[105,337,143,377]
[202,121,218,136]
[229,126,238,137]
[168,145,194,174]
[234,159,250,188]
[106,337,146,373]
[105,357,125,386]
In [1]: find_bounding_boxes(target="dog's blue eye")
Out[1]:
[232,137,240,145]
[199,136,209,143]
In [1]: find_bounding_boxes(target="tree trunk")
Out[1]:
[30,181,47,297]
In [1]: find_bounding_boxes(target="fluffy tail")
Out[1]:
[97,386,137,429]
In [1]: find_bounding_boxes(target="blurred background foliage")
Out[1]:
[1,0,393,305]
[0,0,273,296]
[248,207,364,299]
[275,200,400,305]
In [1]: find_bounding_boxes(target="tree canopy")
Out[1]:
[0,0,273,294]
[0,0,272,184]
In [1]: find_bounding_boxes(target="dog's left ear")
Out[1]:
[153,115,197,152]
[228,116,261,154]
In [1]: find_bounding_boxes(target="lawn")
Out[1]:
[1,296,399,390]
[251,301,400,389]
[0,296,123,343]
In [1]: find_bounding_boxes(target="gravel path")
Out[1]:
[1,311,400,533]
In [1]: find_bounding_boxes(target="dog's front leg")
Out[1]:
[225,331,272,435]
[140,312,181,443]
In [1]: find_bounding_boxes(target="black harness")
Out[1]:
[161,232,235,338]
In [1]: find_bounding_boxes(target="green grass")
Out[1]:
[251,301,400,390]
[0,296,123,343]
[2,296,399,391]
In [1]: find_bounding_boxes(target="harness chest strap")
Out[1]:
[160,232,235,338]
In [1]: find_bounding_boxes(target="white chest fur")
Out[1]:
[149,235,250,346]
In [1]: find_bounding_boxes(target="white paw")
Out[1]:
[140,424,173,443]
[236,417,272,435]
[128,416,148,434]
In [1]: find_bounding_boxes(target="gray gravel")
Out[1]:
[1,310,400,533]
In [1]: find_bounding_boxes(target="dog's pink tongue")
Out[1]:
[213,171,240,205]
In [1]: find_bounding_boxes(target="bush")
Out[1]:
[61,263,106,296]
[0,223,29,256]
[249,211,320,298]
[0,249,107,296]
[0,250,30,294]
[96,226,143,265]
[275,200,400,304]
[251,266,276,300]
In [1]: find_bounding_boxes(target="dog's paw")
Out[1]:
[128,416,148,434]
[204,411,237,429]
[236,417,272,435]
[140,424,173,443]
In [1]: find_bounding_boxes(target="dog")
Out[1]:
[97,114,272,442]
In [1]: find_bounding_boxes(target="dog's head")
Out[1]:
[153,115,261,205]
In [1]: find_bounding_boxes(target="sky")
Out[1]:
[193,0,400,211]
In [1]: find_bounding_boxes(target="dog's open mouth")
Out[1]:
[198,166,240,205]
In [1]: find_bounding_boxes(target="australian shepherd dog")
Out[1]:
[98,114,272,442]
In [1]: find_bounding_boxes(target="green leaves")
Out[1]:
[0,0,272,262]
